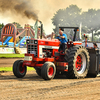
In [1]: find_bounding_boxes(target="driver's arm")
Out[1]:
[59,36,65,39]
[56,35,60,39]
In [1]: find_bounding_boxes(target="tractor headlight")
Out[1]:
[26,40,30,44]
[34,40,38,44]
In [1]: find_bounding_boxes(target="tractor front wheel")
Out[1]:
[13,60,27,78]
[41,62,56,80]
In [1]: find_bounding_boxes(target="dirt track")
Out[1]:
[0,58,100,100]
[0,71,100,100]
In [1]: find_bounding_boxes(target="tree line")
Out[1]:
[52,5,100,41]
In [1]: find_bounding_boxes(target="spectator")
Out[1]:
[93,42,100,72]
[84,34,88,47]
[93,43,99,50]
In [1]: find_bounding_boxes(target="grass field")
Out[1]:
[0,54,24,58]
[0,54,34,72]
[0,67,35,72]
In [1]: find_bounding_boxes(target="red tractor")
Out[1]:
[13,27,99,80]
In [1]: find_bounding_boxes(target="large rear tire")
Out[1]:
[13,60,27,78]
[41,62,56,80]
[65,47,73,61]
[65,46,90,79]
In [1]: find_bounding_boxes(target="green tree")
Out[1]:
[0,23,4,28]
[52,5,81,34]
[12,22,23,28]
[0,23,4,38]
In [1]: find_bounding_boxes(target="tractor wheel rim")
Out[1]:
[76,55,82,71]
[19,64,25,74]
[75,53,86,74]
[48,67,54,76]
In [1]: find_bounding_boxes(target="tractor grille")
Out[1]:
[28,45,37,57]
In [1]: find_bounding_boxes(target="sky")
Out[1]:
[0,0,100,34]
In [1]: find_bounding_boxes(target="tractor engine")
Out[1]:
[26,38,60,58]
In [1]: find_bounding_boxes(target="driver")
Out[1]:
[56,28,68,53]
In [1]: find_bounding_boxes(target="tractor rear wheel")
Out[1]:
[35,68,41,77]
[13,60,27,78]
[65,46,90,79]
[41,62,56,80]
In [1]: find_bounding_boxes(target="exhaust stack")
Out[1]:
[38,20,43,39]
